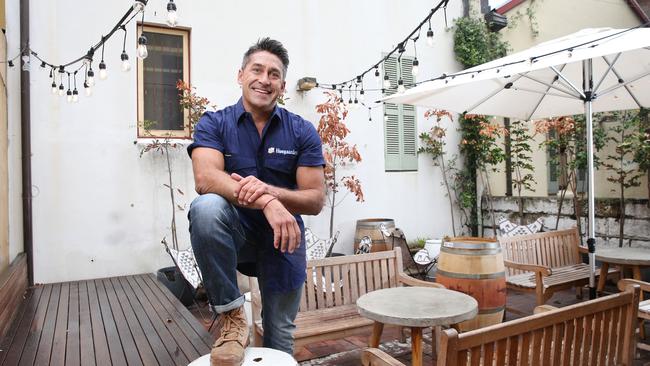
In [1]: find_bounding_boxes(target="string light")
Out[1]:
[120,26,131,72]
[397,79,405,93]
[86,67,95,87]
[412,58,419,76]
[58,66,65,96]
[383,73,391,89]
[166,0,178,27]
[132,0,147,12]
[137,11,148,59]
[426,19,435,47]
[7,60,13,67]
[72,71,79,103]
[99,36,108,80]
[66,73,73,102]
[84,67,93,96]
[51,72,58,95]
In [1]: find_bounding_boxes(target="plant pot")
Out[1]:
[156,266,195,306]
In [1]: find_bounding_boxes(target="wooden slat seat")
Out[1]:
[362,285,641,366]
[499,227,618,306]
[250,248,444,351]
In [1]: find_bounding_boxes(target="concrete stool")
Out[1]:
[188,347,298,366]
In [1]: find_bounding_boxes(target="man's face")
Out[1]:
[238,51,286,114]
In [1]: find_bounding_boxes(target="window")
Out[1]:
[383,55,417,171]
[137,25,190,138]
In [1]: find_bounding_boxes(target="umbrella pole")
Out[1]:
[584,59,597,300]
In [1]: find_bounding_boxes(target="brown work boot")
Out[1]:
[210,306,249,366]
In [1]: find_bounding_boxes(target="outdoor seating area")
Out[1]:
[2,1,650,366]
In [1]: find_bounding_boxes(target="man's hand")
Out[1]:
[262,198,301,253]
[231,173,274,206]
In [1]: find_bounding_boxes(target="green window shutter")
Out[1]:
[383,55,418,171]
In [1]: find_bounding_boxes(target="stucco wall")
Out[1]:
[22,0,466,283]
[0,19,7,271]
[484,0,647,199]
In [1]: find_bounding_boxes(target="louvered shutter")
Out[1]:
[383,55,418,171]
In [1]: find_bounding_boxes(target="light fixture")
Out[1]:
[84,81,92,97]
[297,77,317,91]
[384,113,389,123]
[58,83,65,96]
[51,80,58,95]
[374,66,380,78]
[120,26,131,72]
[132,0,147,12]
[359,89,365,102]
[83,48,94,67]
[397,79,405,93]
[99,61,107,80]
[412,58,419,76]
[7,60,13,67]
[40,61,46,69]
[66,73,72,102]
[86,68,95,86]
[383,73,391,89]
[137,35,148,59]
[72,89,79,103]
[426,19,435,47]
[166,0,178,27]
[121,52,131,71]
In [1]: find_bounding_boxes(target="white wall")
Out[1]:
[5,0,23,264]
[24,0,465,283]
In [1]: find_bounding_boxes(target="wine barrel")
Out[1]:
[353,218,395,253]
[435,237,506,331]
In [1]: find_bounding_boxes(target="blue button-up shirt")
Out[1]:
[187,98,324,293]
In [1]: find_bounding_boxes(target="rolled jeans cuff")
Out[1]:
[211,294,246,314]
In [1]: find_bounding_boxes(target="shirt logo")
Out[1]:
[268,147,297,156]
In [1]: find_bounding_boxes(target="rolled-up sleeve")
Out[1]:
[187,111,224,157]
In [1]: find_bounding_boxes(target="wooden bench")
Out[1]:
[362,284,641,366]
[250,248,443,350]
[499,227,617,306]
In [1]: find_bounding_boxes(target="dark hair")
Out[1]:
[242,38,289,79]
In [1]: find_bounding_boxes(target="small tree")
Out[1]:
[419,109,458,236]
[316,92,364,238]
[140,81,214,252]
[633,108,650,205]
[603,111,644,247]
[509,119,536,224]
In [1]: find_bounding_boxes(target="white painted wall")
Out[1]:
[22,0,465,283]
[5,0,23,264]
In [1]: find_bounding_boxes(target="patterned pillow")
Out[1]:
[355,236,373,255]
[305,228,339,260]
[498,217,544,237]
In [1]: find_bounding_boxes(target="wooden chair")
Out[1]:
[386,228,434,280]
[619,278,650,351]
[499,227,618,306]
[362,284,641,366]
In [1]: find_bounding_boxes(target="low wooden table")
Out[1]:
[188,347,298,366]
[596,247,650,292]
[356,287,478,366]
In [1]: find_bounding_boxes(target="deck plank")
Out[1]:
[0,274,213,366]
[113,276,176,366]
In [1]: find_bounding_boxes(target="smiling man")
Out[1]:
[187,38,325,366]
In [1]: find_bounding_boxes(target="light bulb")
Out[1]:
[98,61,108,80]
[412,59,419,76]
[384,114,389,123]
[51,82,57,95]
[359,89,365,102]
[66,90,73,103]
[58,84,65,96]
[121,51,131,72]
[87,69,95,86]
[383,74,391,89]
[397,79,405,93]
[84,82,92,97]
[426,29,435,47]
[137,36,148,59]
[72,90,79,103]
[133,0,146,12]
[166,1,178,27]
[374,68,380,78]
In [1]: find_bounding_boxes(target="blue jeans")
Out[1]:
[188,193,302,354]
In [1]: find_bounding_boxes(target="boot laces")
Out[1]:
[218,308,247,343]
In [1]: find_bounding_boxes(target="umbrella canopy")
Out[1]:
[386,27,650,119]
[384,27,650,299]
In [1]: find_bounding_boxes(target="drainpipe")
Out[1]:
[20,0,33,285]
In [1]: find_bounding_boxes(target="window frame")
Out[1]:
[137,24,191,139]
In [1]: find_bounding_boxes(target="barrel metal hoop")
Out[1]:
[478,306,506,315]
[440,247,502,256]
[443,241,501,250]
[436,269,506,279]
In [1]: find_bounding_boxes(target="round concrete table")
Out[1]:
[356,287,478,366]
[188,347,298,366]
[596,247,650,293]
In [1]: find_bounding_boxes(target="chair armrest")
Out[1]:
[397,273,445,288]
[533,305,557,314]
[618,278,650,292]
[503,259,552,276]
[578,245,589,254]
[362,348,405,366]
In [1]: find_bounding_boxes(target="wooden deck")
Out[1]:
[0,274,214,366]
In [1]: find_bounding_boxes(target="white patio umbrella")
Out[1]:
[385,27,650,299]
